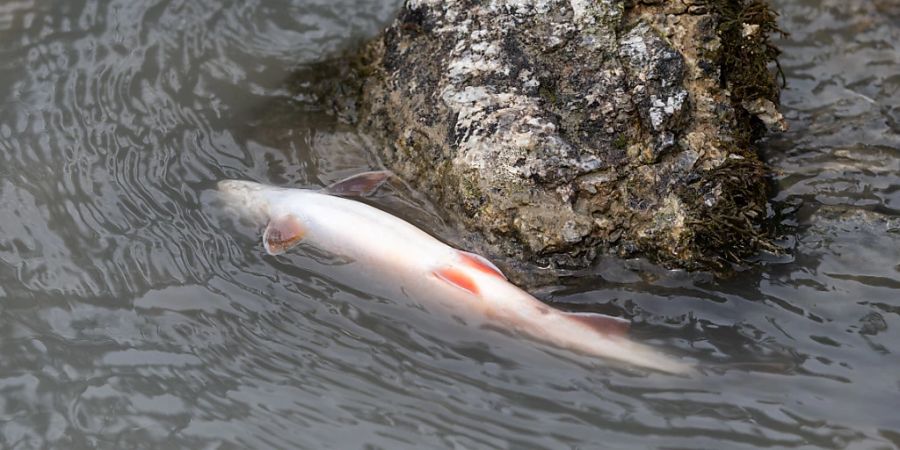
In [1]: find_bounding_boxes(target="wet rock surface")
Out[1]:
[353,0,783,270]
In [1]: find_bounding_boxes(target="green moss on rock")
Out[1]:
[712,0,786,104]
[681,147,775,270]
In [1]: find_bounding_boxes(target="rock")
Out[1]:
[351,0,784,271]
[742,98,787,132]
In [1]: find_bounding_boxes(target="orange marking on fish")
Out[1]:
[433,267,480,296]
[458,251,506,280]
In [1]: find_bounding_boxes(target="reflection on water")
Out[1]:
[0,0,897,448]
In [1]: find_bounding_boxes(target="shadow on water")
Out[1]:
[0,0,897,448]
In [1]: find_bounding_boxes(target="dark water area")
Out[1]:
[0,0,898,448]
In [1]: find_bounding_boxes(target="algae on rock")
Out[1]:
[352,0,785,271]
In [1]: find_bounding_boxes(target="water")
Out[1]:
[0,0,897,448]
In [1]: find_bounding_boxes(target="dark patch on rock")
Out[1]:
[618,22,689,160]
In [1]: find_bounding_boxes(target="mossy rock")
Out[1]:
[333,0,787,274]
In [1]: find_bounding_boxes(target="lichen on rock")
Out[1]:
[350,0,785,272]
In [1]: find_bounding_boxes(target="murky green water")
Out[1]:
[0,0,897,448]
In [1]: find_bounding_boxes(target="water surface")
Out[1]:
[0,0,898,448]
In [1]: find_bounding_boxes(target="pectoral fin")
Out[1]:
[433,267,480,296]
[324,170,393,197]
[263,214,306,255]
[564,312,630,336]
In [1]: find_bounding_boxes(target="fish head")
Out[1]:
[217,180,315,255]
[216,179,281,222]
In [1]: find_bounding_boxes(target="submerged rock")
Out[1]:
[351,0,784,271]
[800,206,900,288]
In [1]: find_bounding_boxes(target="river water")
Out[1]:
[0,0,897,448]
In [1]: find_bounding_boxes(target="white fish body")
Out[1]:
[218,174,690,374]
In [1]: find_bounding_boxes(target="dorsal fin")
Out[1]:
[324,170,393,197]
[564,312,630,336]
[263,214,306,255]
[433,267,480,296]
[458,250,507,280]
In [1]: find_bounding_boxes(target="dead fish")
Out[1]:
[218,171,691,374]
